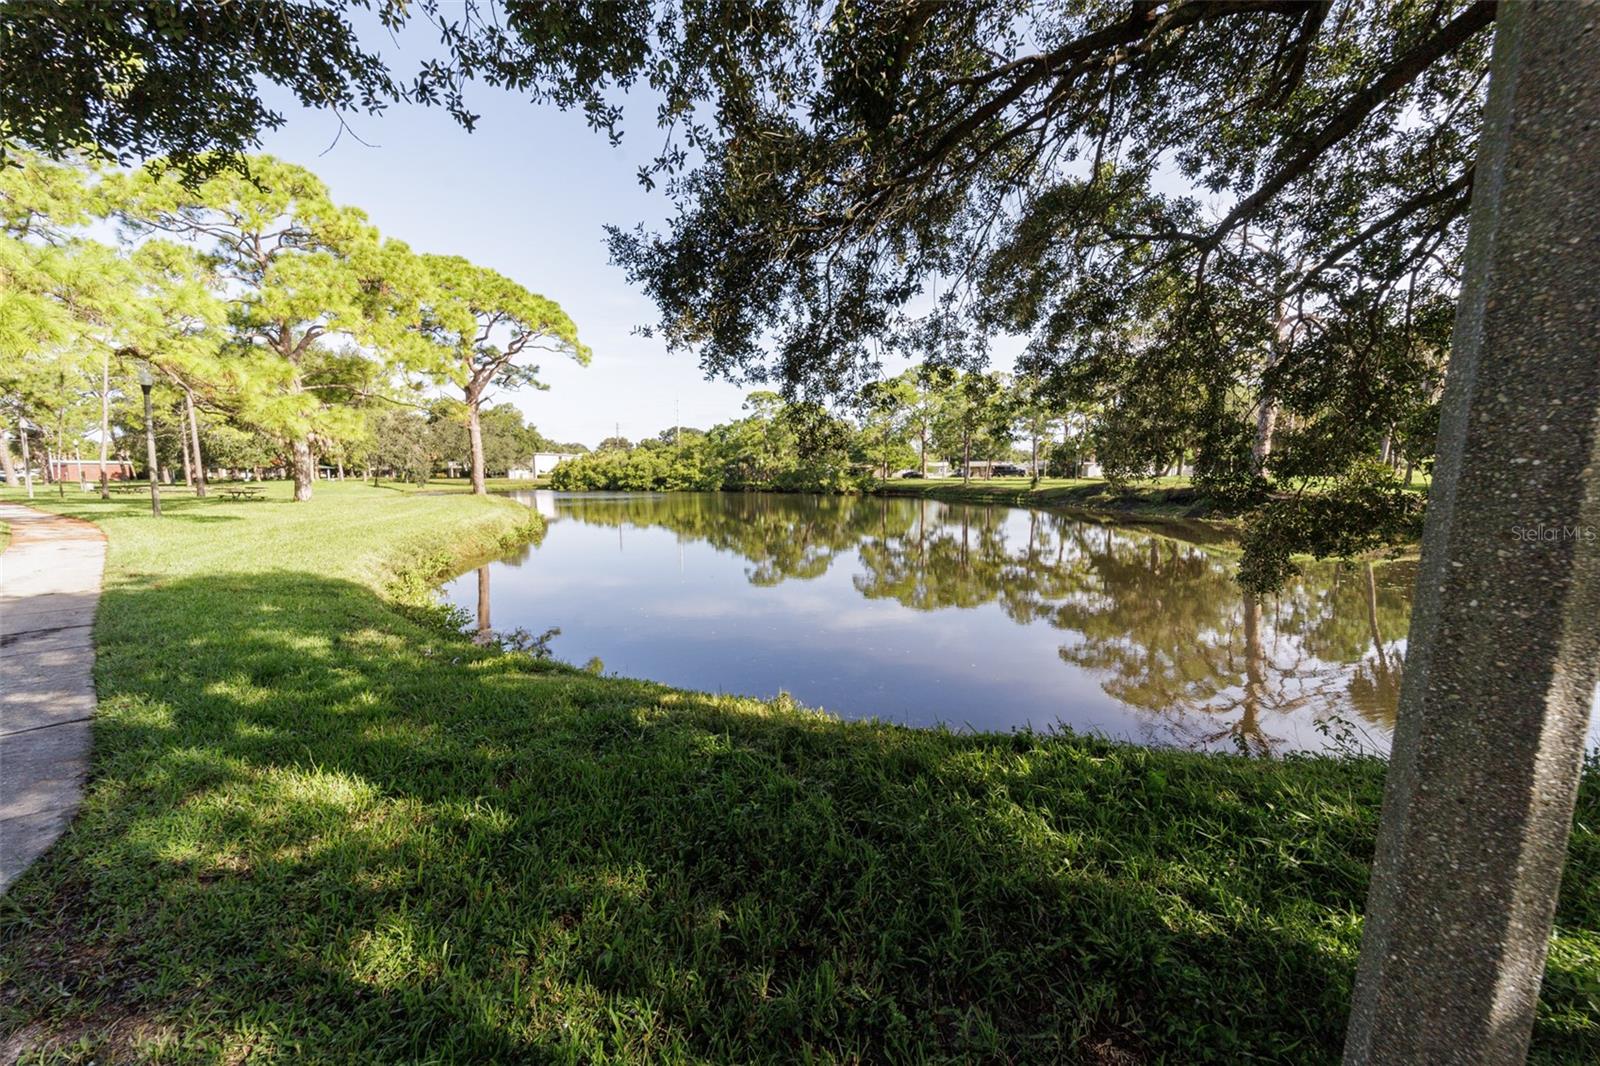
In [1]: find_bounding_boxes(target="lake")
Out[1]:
[440,491,1441,755]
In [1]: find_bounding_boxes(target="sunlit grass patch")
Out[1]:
[0,482,1593,1063]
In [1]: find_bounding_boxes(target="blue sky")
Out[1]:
[254,71,754,448]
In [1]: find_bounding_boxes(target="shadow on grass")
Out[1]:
[1,568,1594,1063]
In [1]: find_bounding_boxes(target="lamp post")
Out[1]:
[138,362,161,517]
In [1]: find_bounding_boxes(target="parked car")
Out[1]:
[991,463,1027,477]
[895,469,926,479]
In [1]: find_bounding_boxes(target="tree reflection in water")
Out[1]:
[536,493,1414,755]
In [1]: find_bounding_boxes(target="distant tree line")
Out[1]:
[1,153,587,500]
[551,371,1126,493]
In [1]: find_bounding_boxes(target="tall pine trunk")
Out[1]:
[179,412,194,487]
[186,389,207,497]
[19,421,34,497]
[291,438,316,501]
[467,394,487,495]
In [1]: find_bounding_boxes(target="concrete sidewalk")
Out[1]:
[0,501,105,894]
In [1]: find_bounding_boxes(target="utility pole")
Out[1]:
[138,362,161,517]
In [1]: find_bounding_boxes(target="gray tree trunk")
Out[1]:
[467,398,487,495]
[186,389,207,498]
[1343,4,1600,1061]
[291,438,316,501]
[1,431,18,487]
[141,386,161,516]
[179,412,194,487]
[18,421,34,498]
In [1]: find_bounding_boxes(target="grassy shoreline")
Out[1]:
[871,477,1242,545]
[1,483,1594,1062]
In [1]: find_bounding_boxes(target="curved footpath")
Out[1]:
[0,501,105,894]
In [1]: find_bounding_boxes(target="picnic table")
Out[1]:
[220,486,264,501]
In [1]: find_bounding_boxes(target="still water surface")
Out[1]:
[442,491,1443,755]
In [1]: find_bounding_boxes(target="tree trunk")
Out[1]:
[919,426,928,476]
[1253,303,1293,472]
[142,385,161,516]
[291,438,316,501]
[179,414,194,487]
[186,389,207,498]
[1030,432,1040,487]
[962,431,971,485]
[1,431,18,487]
[19,421,34,498]
[466,393,487,495]
[1344,5,1600,1058]
[1252,396,1278,472]
[99,353,112,498]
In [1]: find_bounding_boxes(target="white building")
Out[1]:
[507,452,584,479]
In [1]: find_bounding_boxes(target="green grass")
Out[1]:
[875,476,1239,539]
[372,475,550,495]
[0,482,1594,1063]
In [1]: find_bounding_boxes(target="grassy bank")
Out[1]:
[379,475,549,495]
[874,476,1232,521]
[0,484,1594,1063]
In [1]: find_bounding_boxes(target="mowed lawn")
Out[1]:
[0,483,1594,1063]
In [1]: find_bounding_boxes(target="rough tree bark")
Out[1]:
[1343,4,1600,1061]
[466,394,487,495]
[290,438,316,502]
